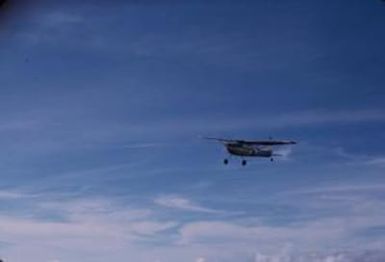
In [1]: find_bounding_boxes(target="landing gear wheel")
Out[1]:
[242,160,247,166]
[270,158,274,162]
[224,159,229,165]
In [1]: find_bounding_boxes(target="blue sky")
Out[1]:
[0,0,385,261]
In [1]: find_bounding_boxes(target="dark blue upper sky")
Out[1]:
[0,1,385,261]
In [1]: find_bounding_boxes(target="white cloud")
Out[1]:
[178,220,339,248]
[154,195,224,214]
[332,147,385,168]
[177,206,385,251]
[128,221,178,236]
[1,185,385,262]
[0,194,179,261]
[176,109,385,133]
[285,183,385,196]
[107,109,385,140]
[251,251,364,262]
[0,190,29,199]
[364,157,385,167]
[39,198,152,223]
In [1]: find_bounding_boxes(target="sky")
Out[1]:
[0,0,385,261]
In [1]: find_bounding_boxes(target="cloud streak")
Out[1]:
[0,189,30,199]
[155,195,225,214]
[1,181,385,262]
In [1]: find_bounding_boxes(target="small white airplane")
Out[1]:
[204,137,297,166]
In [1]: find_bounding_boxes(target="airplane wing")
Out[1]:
[240,140,297,145]
[203,137,297,145]
[203,137,237,143]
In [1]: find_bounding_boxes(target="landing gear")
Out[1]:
[223,158,248,166]
[270,158,274,162]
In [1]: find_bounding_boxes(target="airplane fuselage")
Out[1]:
[225,143,273,158]
[204,137,296,165]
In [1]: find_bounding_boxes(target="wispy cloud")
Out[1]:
[1,182,385,262]
[168,182,385,259]
[0,119,39,132]
[0,190,29,199]
[116,108,385,138]
[333,147,385,167]
[285,183,385,196]
[252,251,385,262]
[364,157,385,167]
[0,107,382,160]
[155,195,225,214]
[177,214,385,251]
[0,190,177,242]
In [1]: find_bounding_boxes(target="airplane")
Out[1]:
[204,137,297,166]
